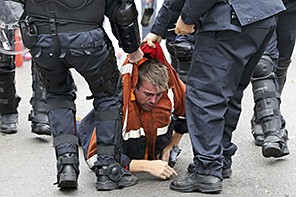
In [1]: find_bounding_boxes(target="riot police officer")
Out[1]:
[19,0,143,191]
[251,0,296,154]
[0,53,50,135]
[0,1,22,134]
[144,0,286,193]
[0,1,50,135]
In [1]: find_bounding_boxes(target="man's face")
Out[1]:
[134,80,164,111]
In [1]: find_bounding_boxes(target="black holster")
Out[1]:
[19,18,38,49]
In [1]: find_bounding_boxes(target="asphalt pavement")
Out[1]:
[1,34,296,197]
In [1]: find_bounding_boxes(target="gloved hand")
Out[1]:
[175,16,195,35]
[142,32,162,48]
[128,48,144,63]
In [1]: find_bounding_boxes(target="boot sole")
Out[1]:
[59,180,78,189]
[58,174,78,189]
[272,146,290,158]
[96,178,138,191]
[119,177,138,188]
[0,128,17,134]
[262,143,281,158]
[170,182,222,193]
[32,129,51,136]
[96,181,118,191]
[222,168,232,179]
[31,124,51,136]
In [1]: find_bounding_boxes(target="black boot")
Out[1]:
[55,153,79,189]
[28,110,51,136]
[95,163,137,191]
[262,129,289,158]
[170,172,222,193]
[0,113,18,134]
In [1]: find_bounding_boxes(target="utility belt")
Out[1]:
[20,21,100,56]
[35,23,100,34]
[19,11,100,53]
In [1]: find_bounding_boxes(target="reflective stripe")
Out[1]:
[122,123,171,140]
[122,105,128,138]
[167,89,175,112]
[157,124,170,136]
[86,154,97,169]
[120,63,133,75]
[123,127,146,140]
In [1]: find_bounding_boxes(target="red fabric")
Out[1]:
[140,42,167,65]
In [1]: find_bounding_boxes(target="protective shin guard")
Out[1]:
[0,72,20,134]
[251,56,289,157]
[252,79,289,158]
[29,62,50,135]
[0,72,20,115]
[250,115,264,146]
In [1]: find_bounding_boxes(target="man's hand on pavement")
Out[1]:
[146,160,178,180]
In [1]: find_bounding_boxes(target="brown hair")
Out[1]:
[136,59,169,92]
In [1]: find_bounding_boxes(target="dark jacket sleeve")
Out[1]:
[104,0,118,20]
[180,0,218,25]
[151,0,185,38]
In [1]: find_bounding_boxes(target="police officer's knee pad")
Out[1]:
[252,55,275,80]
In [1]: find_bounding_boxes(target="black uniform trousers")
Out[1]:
[30,28,121,156]
[278,0,296,64]
[186,16,277,179]
[260,0,296,82]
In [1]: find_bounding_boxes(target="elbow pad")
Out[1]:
[111,0,141,53]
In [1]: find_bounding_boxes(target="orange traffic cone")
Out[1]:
[14,31,24,67]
